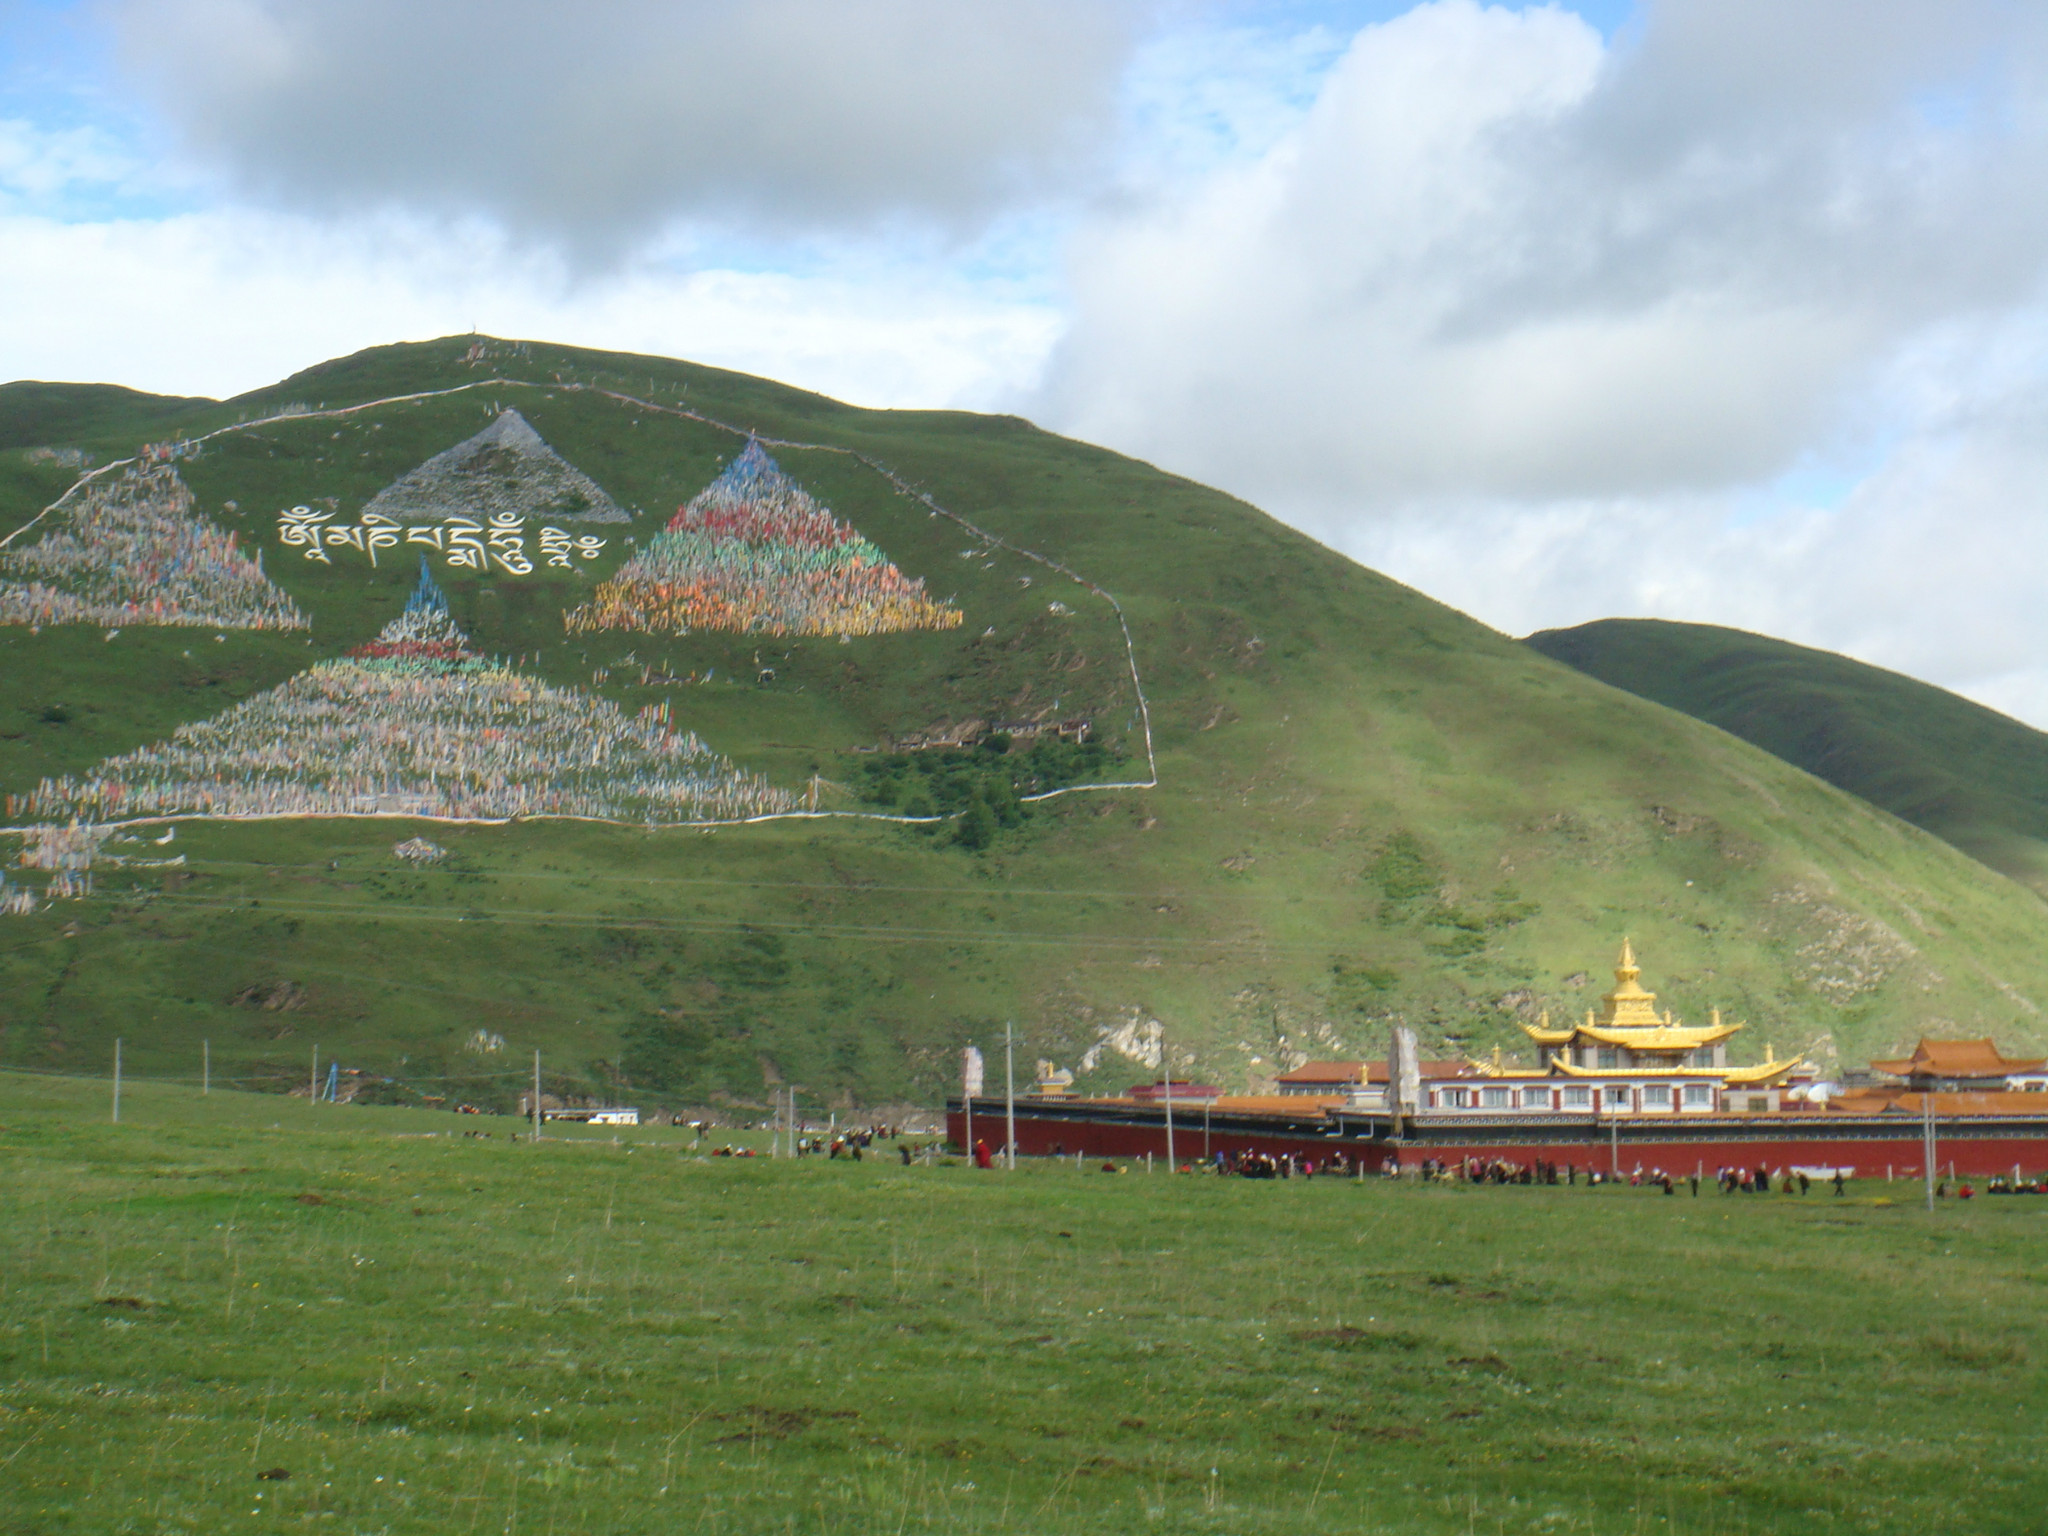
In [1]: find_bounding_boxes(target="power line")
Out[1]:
[161,857,1258,907]
[131,888,1325,955]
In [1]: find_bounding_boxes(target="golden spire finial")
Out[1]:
[1617,937,1640,981]
[1766,1042,1776,1063]
[1537,1009,1550,1029]
[1492,1045,1504,1070]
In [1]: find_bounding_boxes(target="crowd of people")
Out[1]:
[1712,1165,1841,1195]
[10,571,795,826]
[566,440,962,638]
[1213,1149,1363,1178]
[0,467,307,631]
[1010,1150,1871,1194]
[798,1124,906,1159]
[1400,1157,1852,1195]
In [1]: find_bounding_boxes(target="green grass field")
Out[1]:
[3,1073,2044,1535]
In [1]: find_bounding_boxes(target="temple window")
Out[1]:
[1481,1087,1509,1108]
[1604,1086,1630,1110]
[1597,1048,1619,1070]
[1682,1083,1712,1107]
[1563,1086,1591,1108]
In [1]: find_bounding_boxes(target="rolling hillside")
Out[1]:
[1527,618,2048,894]
[0,379,215,453]
[3,336,2047,1114]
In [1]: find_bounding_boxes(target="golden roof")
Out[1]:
[1544,1054,1800,1084]
[1595,937,1663,1027]
[1519,940,1746,1050]
[1572,1021,1738,1050]
[1722,1055,1801,1086]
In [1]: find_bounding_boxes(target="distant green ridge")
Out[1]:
[1526,618,2048,894]
[0,381,217,452]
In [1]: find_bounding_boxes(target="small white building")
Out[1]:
[540,1106,641,1126]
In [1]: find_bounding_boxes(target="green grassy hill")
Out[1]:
[1526,618,2048,894]
[0,379,216,452]
[3,336,2047,1112]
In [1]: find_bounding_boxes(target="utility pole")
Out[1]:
[202,1039,209,1096]
[112,1038,121,1125]
[1004,1021,1017,1171]
[1162,1028,1175,1173]
[533,1050,543,1142]
[1923,1091,1937,1212]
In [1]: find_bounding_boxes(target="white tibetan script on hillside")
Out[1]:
[277,507,605,574]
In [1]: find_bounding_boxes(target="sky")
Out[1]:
[8,0,2048,726]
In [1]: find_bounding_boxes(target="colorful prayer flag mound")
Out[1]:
[362,408,628,524]
[563,440,962,637]
[0,467,307,630]
[9,561,793,826]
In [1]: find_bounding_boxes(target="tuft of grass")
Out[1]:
[1920,1331,2027,1369]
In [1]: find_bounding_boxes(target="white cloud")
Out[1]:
[0,117,139,206]
[1341,358,2048,729]
[0,207,1058,407]
[14,0,2048,733]
[1037,0,2048,725]
[106,0,1140,258]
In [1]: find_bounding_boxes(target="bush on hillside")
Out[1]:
[851,736,1121,843]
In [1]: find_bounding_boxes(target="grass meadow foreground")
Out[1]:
[0,1075,2043,1535]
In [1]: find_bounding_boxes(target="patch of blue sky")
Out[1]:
[1120,2,1638,190]
[0,0,196,222]
[1910,52,2014,140]
[1118,18,1345,186]
[1728,450,1885,530]
[634,204,1068,314]
[1210,0,1640,42]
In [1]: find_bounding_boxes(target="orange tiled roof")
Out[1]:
[1275,1061,1366,1085]
[1829,1088,2048,1116]
[1867,1038,2047,1078]
[1281,1060,1478,1086]
[1209,1095,1342,1114]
